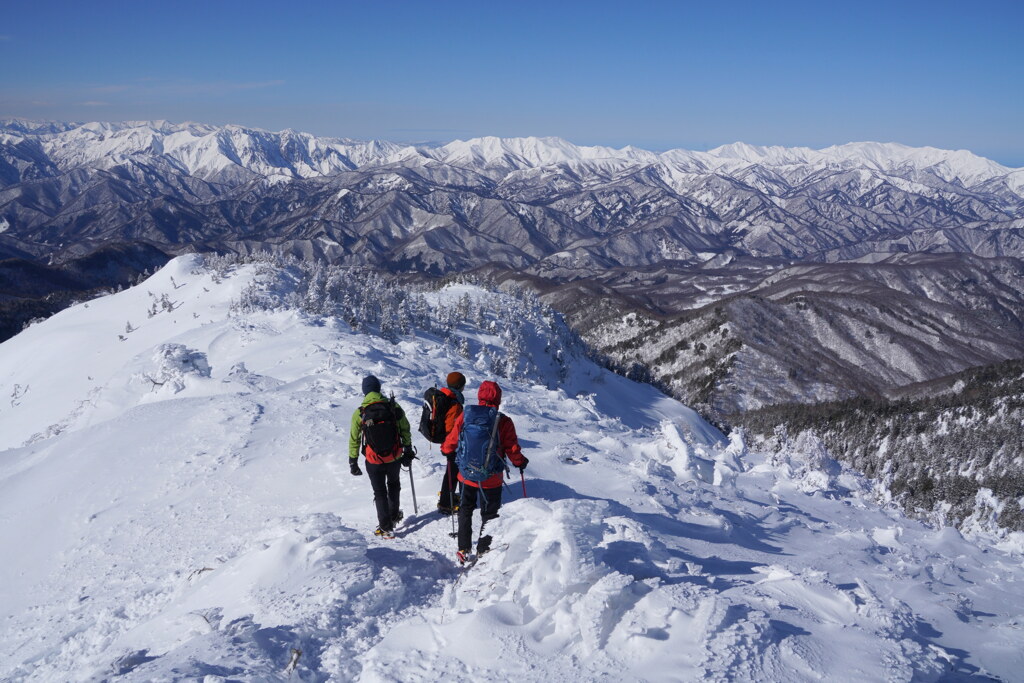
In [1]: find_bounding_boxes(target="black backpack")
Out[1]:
[418,387,458,444]
[360,399,401,460]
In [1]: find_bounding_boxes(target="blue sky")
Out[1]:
[2,0,1022,165]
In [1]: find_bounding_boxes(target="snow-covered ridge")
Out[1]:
[704,140,1013,181]
[2,118,1017,185]
[0,119,404,181]
[0,256,1022,680]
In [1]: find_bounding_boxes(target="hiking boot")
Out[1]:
[374,526,395,539]
[476,535,492,555]
[391,509,404,525]
[437,504,456,516]
[456,549,470,565]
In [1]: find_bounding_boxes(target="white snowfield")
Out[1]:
[0,256,1022,681]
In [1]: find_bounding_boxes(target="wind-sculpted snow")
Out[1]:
[0,256,1022,680]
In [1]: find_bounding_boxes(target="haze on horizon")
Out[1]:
[1,0,1022,167]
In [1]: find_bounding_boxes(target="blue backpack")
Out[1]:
[456,405,504,483]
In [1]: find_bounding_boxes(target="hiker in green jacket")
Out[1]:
[349,375,414,538]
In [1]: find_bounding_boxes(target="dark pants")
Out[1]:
[366,460,402,530]
[439,457,461,509]
[458,484,502,552]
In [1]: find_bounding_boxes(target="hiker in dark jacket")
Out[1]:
[441,380,528,562]
[349,375,414,538]
[436,371,466,515]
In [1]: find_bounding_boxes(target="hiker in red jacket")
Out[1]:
[436,372,466,515]
[442,380,528,563]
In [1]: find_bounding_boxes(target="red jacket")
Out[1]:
[442,381,525,489]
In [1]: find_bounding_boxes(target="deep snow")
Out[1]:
[0,256,1021,681]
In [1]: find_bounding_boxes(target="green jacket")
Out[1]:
[349,392,412,461]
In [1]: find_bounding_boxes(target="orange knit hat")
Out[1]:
[446,372,466,391]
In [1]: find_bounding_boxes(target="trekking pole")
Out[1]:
[520,470,528,498]
[407,460,419,514]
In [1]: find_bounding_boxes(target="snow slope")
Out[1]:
[0,256,1021,681]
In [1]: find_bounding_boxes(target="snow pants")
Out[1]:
[457,484,502,552]
[366,460,402,531]
[438,456,461,509]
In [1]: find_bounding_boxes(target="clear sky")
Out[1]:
[2,0,1022,166]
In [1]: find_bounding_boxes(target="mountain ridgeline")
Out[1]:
[2,120,1022,269]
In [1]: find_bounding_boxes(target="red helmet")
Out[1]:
[478,380,502,407]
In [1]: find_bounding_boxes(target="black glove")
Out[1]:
[400,445,416,467]
[517,456,529,472]
[444,451,456,463]
[350,460,362,476]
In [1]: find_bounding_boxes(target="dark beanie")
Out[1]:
[446,371,466,391]
[361,375,381,395]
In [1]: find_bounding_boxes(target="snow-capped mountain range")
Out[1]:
[2,119,1022,269]
[2,119,1015,185]
[3,119,1024,413]
[1,255,1021,680]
